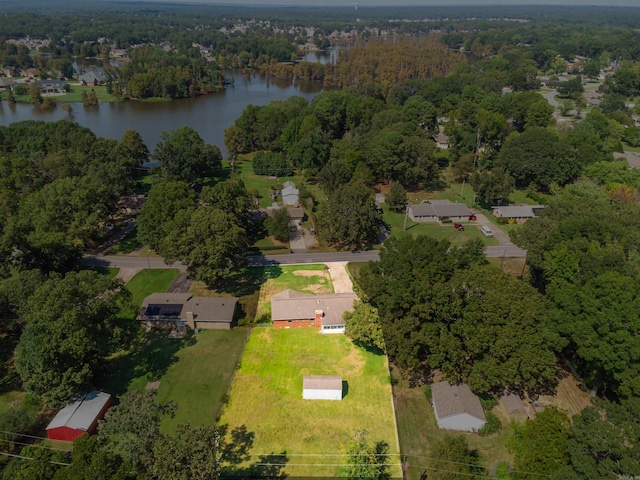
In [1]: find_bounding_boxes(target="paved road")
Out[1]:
[83,245,526,271]
[543,89,560,108]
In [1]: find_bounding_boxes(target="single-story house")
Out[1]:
[46,391,112,442]
[139,293,238,330]
[20,68,39,78]
[38,79,67,94]
[303,375,343,400]
[0,78,16,89]
[282,181,299,206]
[287,207,305,225]
[271,289,357,334]
[613,151,640,169]
[435,125,450,149]
[407,200,471,223]
[501,393,528,421]
[78,70,105,86]
[492,204,544,223]
[431,381,486,432]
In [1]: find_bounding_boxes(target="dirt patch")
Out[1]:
[116,268,142,284]
[340,347,366,377]
[301,284,331,294]
[326,262,355,294]
[537,375,592,417]
[292,270,330,279]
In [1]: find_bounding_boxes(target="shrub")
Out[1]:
[441,219,453,224]
[424,384,432,401]
[479,396,498,410]
[496,217,509,225]
[479,411,502,436]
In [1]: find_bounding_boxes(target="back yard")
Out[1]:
[217,328,401,478]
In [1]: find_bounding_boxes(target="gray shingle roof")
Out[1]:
[492,204,544,218]
[409,200,470,218]
[46,391,111,432]
[271,289,357,326]
[303,375,342,391]
[501,393,526,415]
[432,381,486,422]
[139,293,238,323]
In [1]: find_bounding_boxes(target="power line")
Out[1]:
[0,437,70,452]
[0,451,71,466]
[0,429,52,442]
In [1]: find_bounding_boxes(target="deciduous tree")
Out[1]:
[154,127,221,183]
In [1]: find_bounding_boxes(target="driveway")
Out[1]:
[470,208,513,246]
[289,226,307,253]
[325,262,355,294]
[115,268,142,284]
[543,89,560,108]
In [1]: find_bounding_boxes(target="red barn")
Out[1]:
[46,391,112,442]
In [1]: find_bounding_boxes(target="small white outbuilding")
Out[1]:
[431,381,486,432]
[303,375,343,400]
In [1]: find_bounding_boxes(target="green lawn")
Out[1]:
[382,204,499,246]
[218,328,401,478]
[255,264,333,323]
[101,329,248,433]
[109,228,142,255]
[1,85,117,104]
[392,371,513,480]
[236,158,302,208]
[125,269,180,307]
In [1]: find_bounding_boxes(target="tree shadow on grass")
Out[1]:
[208,266,282,325]
[219,424,289,479]
[0,334,20,394]
[97,330,196,396]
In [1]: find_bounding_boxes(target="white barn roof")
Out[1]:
[46,391,111,432]
[303,375,342,391]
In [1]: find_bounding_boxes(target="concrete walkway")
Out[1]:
[325,262,355,294]
[470,209,513,246]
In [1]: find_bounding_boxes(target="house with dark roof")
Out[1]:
[139,293,238,330]
[435,125,450,149]
[431,381,486,432]
[46,391,112,441]
[79,70,105,86]
[492,204,544,224]
[303,375,343,400]
[407,200,471,223]
[38,79,67,94]
[271,289,357,333]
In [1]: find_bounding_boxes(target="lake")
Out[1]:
[0,70,324,158]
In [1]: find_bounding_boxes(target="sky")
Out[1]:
[125,0,640,6]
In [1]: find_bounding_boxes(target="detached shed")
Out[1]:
[431,381,486,432]
[303,375,343,400]
[46,391,112,442]
[501,393,528,421]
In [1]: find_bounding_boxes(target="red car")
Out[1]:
[454,223,465,231]
[469,215,477,221]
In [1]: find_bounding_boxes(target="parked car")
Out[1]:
[454,223,464,231]
[469,214,477,221]
[481,225,493,237]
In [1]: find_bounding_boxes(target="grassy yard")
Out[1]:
[218,328,401,478]
[255,264,333,323]
[251,236,290,255]
[52,85,117,103]
[109,228,142,255]
[236,158,302,208]
[101,328,248,432]
[382,204,499,246]
[125,269,180,307]
[392,371,513,480]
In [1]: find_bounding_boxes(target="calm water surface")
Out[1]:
[0,71,324,158]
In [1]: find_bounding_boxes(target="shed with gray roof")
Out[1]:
[46,391,112,441]
[303,375,343,400]
[501,393,528,421]
[431,381,486,432]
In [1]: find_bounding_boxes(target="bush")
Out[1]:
[479,411,502,436]
[253,151,292,177]
[479,396,498,410]
[441,219,453,224]
[496,217,509,225]
[424,384,432,401]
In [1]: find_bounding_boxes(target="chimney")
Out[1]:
[315,310,323,323]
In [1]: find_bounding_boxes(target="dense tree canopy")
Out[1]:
[14,271,135,407]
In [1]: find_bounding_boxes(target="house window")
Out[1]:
[288,320,292,323]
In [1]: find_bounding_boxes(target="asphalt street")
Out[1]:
[82,245,526,270]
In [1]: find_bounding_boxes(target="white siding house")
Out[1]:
[431,381,486,432]
[303,375,343,400]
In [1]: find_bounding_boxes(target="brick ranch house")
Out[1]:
[138,293,238,330]
[271,289,357,333]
